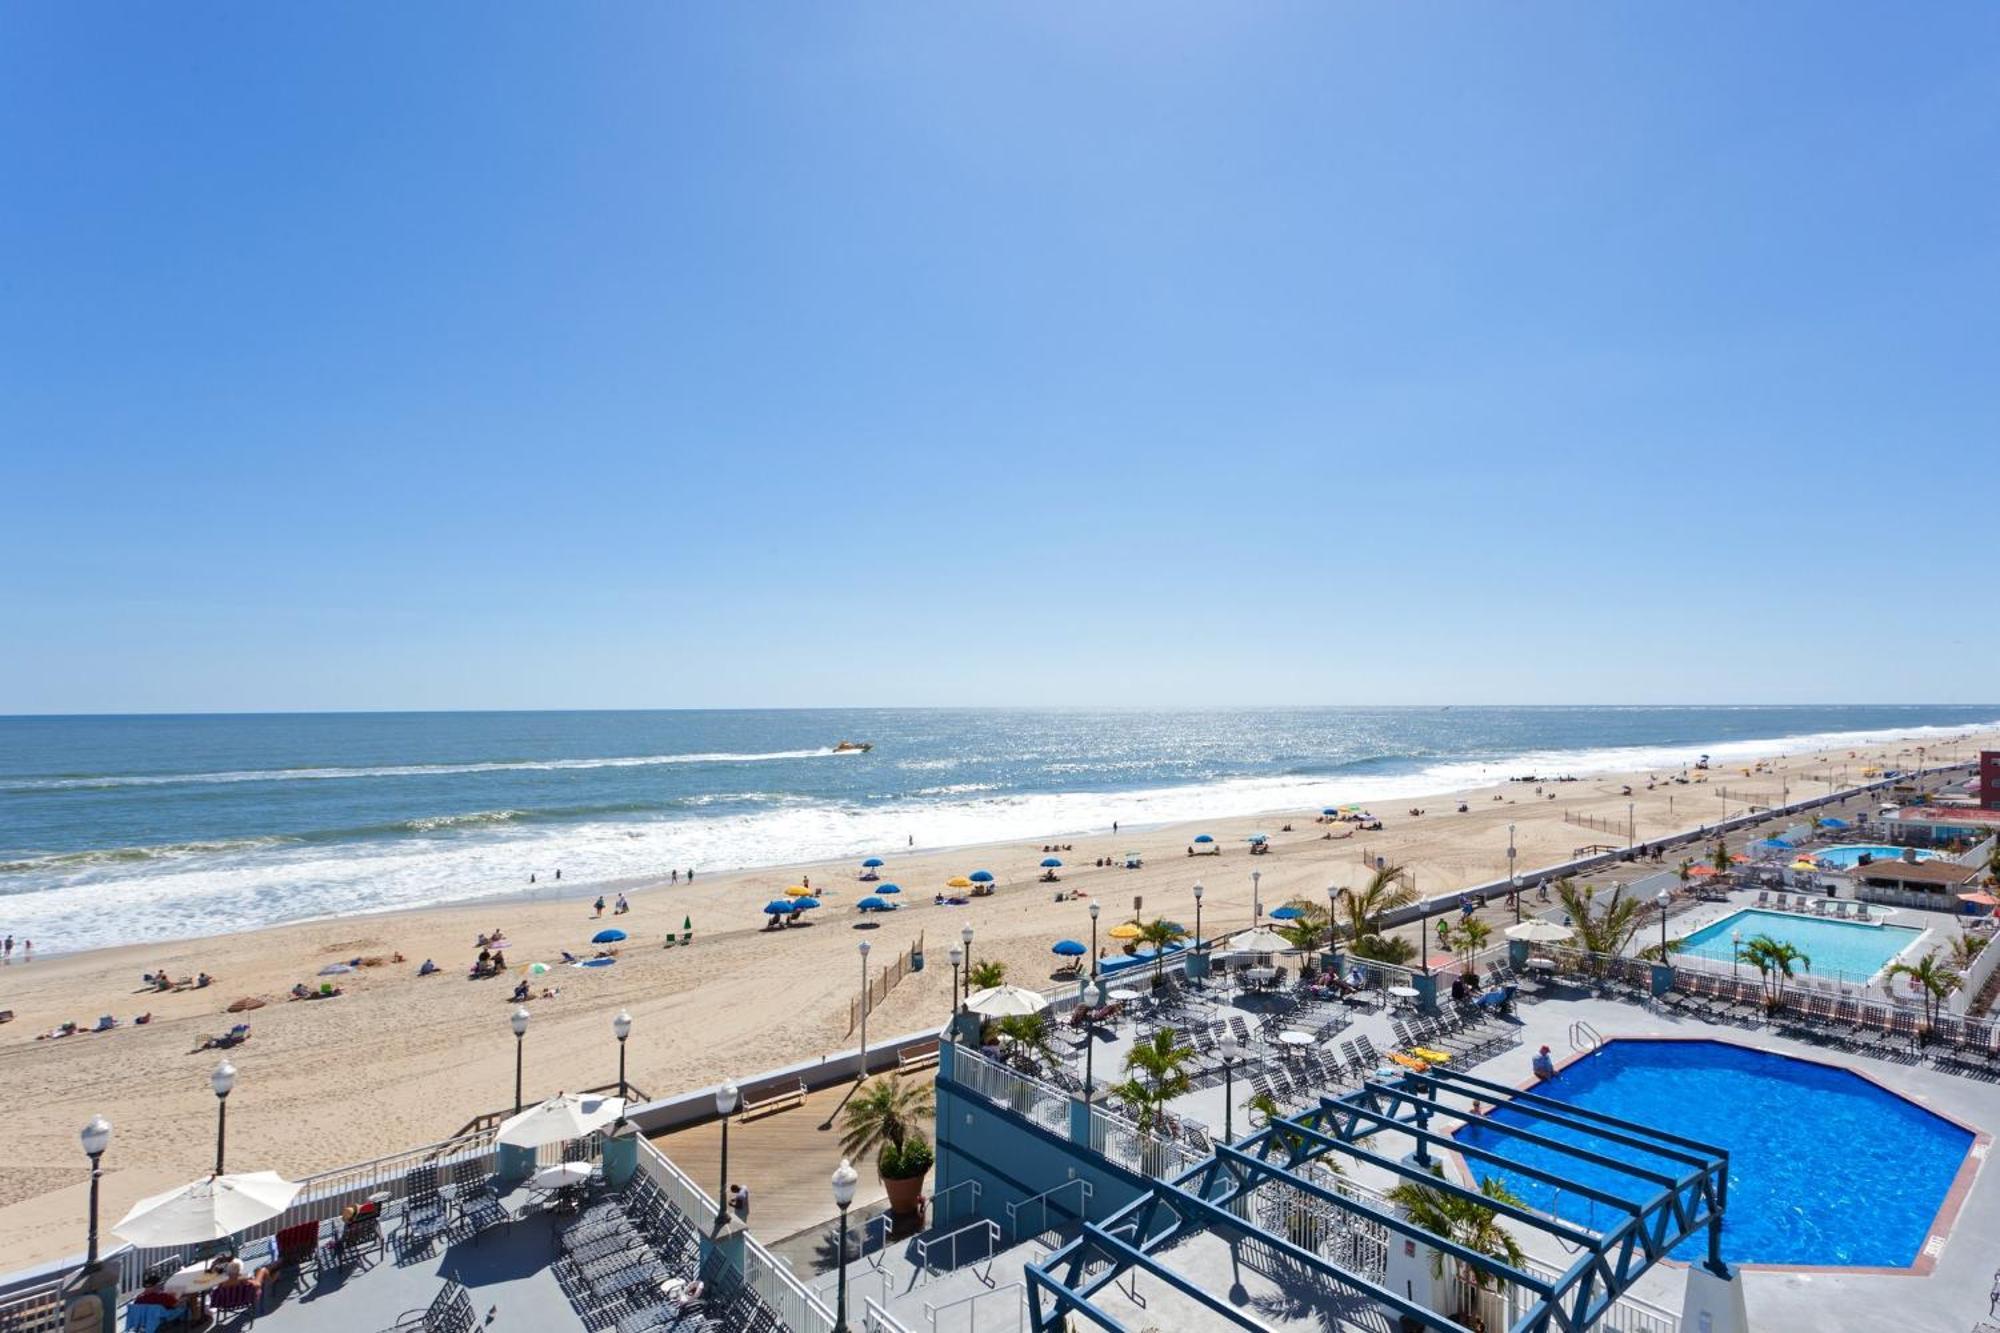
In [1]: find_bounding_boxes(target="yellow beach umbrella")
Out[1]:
[1107,922,1144,941]
[946,877,973,889]
[784,885,814,898]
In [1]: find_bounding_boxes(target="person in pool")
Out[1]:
[1531,1045,1556,1081]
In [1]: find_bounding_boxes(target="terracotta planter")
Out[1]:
[883,1171,928,1218]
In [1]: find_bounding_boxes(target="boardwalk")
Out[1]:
[648,1073,928,1249]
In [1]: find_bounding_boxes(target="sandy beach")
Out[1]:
[0,728,1988,1267]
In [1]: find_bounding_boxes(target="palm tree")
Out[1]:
[1554,878,1645,964]
[967,959,1007,991]
[1136,917,1185,983]
[1948,933,1988,972]
[1887,948,1955,1036]
[1740,933,1810,1009]
[1385,1173,1526,1299]
[840,1076,936,1161]
[1275,899,1331,953]
[1449,917,1491,973]
[1116,1027,1195,1133]
[996,1012,1056,1065]
[1339,866,1417,964]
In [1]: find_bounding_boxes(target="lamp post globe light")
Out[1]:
[857,939,872,1082]
[831,1157,860,1333]
[1191,882,1204,955]
[714,1080,739,1229]
[960,925,975,1002]
[510,1006,531,1114]
[210,1060,236,1176]
[1656,888,1672,956]
[1219,1033,1241,1143]
[81,1116,111,1269]
[948,945,964,1021]
[612,1010,634,1120]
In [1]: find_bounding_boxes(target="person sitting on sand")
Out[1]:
[512,979,532,1002]
[195,972,212,988]
[419,958,439,976]
[290,983,312,1000]
[491,949,506,970]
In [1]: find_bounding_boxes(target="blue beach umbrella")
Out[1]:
[1819,818,1851,830]
[1052,939,1087,957]
[791,897,822,910]
[1267,906,1303,920]
[1193,834,1214,844]
[1247,833,1269,844]
[763,901,794,915]
[1041,857,1063,868]
[857,896,888,911]
[877,883,901,895]
[862,857,885,868]
[969,870,995,883]
[591,929,627,944]
[1322,808,1337,816]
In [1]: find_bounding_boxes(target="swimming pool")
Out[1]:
[1677,909,1921,982]
[1456,1040,1973,1267]
[1813,844,1942,870]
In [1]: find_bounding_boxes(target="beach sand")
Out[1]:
[0,730,1986,1266]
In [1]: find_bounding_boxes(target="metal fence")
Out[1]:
[947,1046,1070,1133]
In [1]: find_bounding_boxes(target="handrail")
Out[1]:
[913,1218,999,1286]
[923,1280,1025,1332]
[1569,1020,1603,1052]
[1005,1179,1093,1243]
[926,1179,981,1228]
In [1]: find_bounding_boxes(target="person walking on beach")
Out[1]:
[3,936,11,964]
[593,896,606,918]
[555,869,562,881]
[686,868,694,882]
[671,869,678,884]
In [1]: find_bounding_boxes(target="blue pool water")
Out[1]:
[1457,1040,1972,1266]
[1677,909,1921,981]
[1814,844,1941,869]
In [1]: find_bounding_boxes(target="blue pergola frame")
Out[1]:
[1025,1064,1729,1333]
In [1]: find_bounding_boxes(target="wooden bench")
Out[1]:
[896,1040,940,1073]
[737,1077,807,1122]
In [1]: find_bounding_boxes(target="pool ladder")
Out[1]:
[1568,1020,1603,1052]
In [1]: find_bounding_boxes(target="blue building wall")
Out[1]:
[931,1044,1151,1241]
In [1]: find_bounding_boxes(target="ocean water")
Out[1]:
[1,706,1992,953]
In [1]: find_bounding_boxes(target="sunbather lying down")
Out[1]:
[195,1023,251,1052]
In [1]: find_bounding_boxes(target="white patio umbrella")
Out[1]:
[964,984,1050,1018]
[1231,927,1297,954]
[495,1092,625,1149]
[529,1162,594,1190]
[1504,919,1574,944]
[113,1172,302,1246]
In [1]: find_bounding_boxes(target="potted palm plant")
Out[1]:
[1385,1173,1525,1333]
[840,1077,936,1221]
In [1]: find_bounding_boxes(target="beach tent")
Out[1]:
[1051,939,1087,957]
[964,984,1050,1018]
[115,1173,302,1246]
[1504,919,1573,944]
[969,870,995,884]
[496,1092,625,1149]
[591,929,627,944]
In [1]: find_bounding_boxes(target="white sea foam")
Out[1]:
[9,748,847,791]
[4,718,1988,952]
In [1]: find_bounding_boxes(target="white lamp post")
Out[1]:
[1220,1033,1241,1142]
[832,1157,860,1331]
[81,1116,111,1270]
[1191,882,1204,954]
[948,944,964,1021]
[612,1010,633,1120]
[857,939,872,1082]
[510,1006,530,1114]
[960,925,975,1002]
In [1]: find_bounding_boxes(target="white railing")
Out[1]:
[1085,1103,1198,1181]
[1005,1179,1092,1244]
[0,1276,63,1332]
[927,1180,981,1229]
[947,1047,1068,1129]
[914,1218,999,1284]
[924,1280,1025,1332]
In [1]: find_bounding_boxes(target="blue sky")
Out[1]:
[4,4,1996,712]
